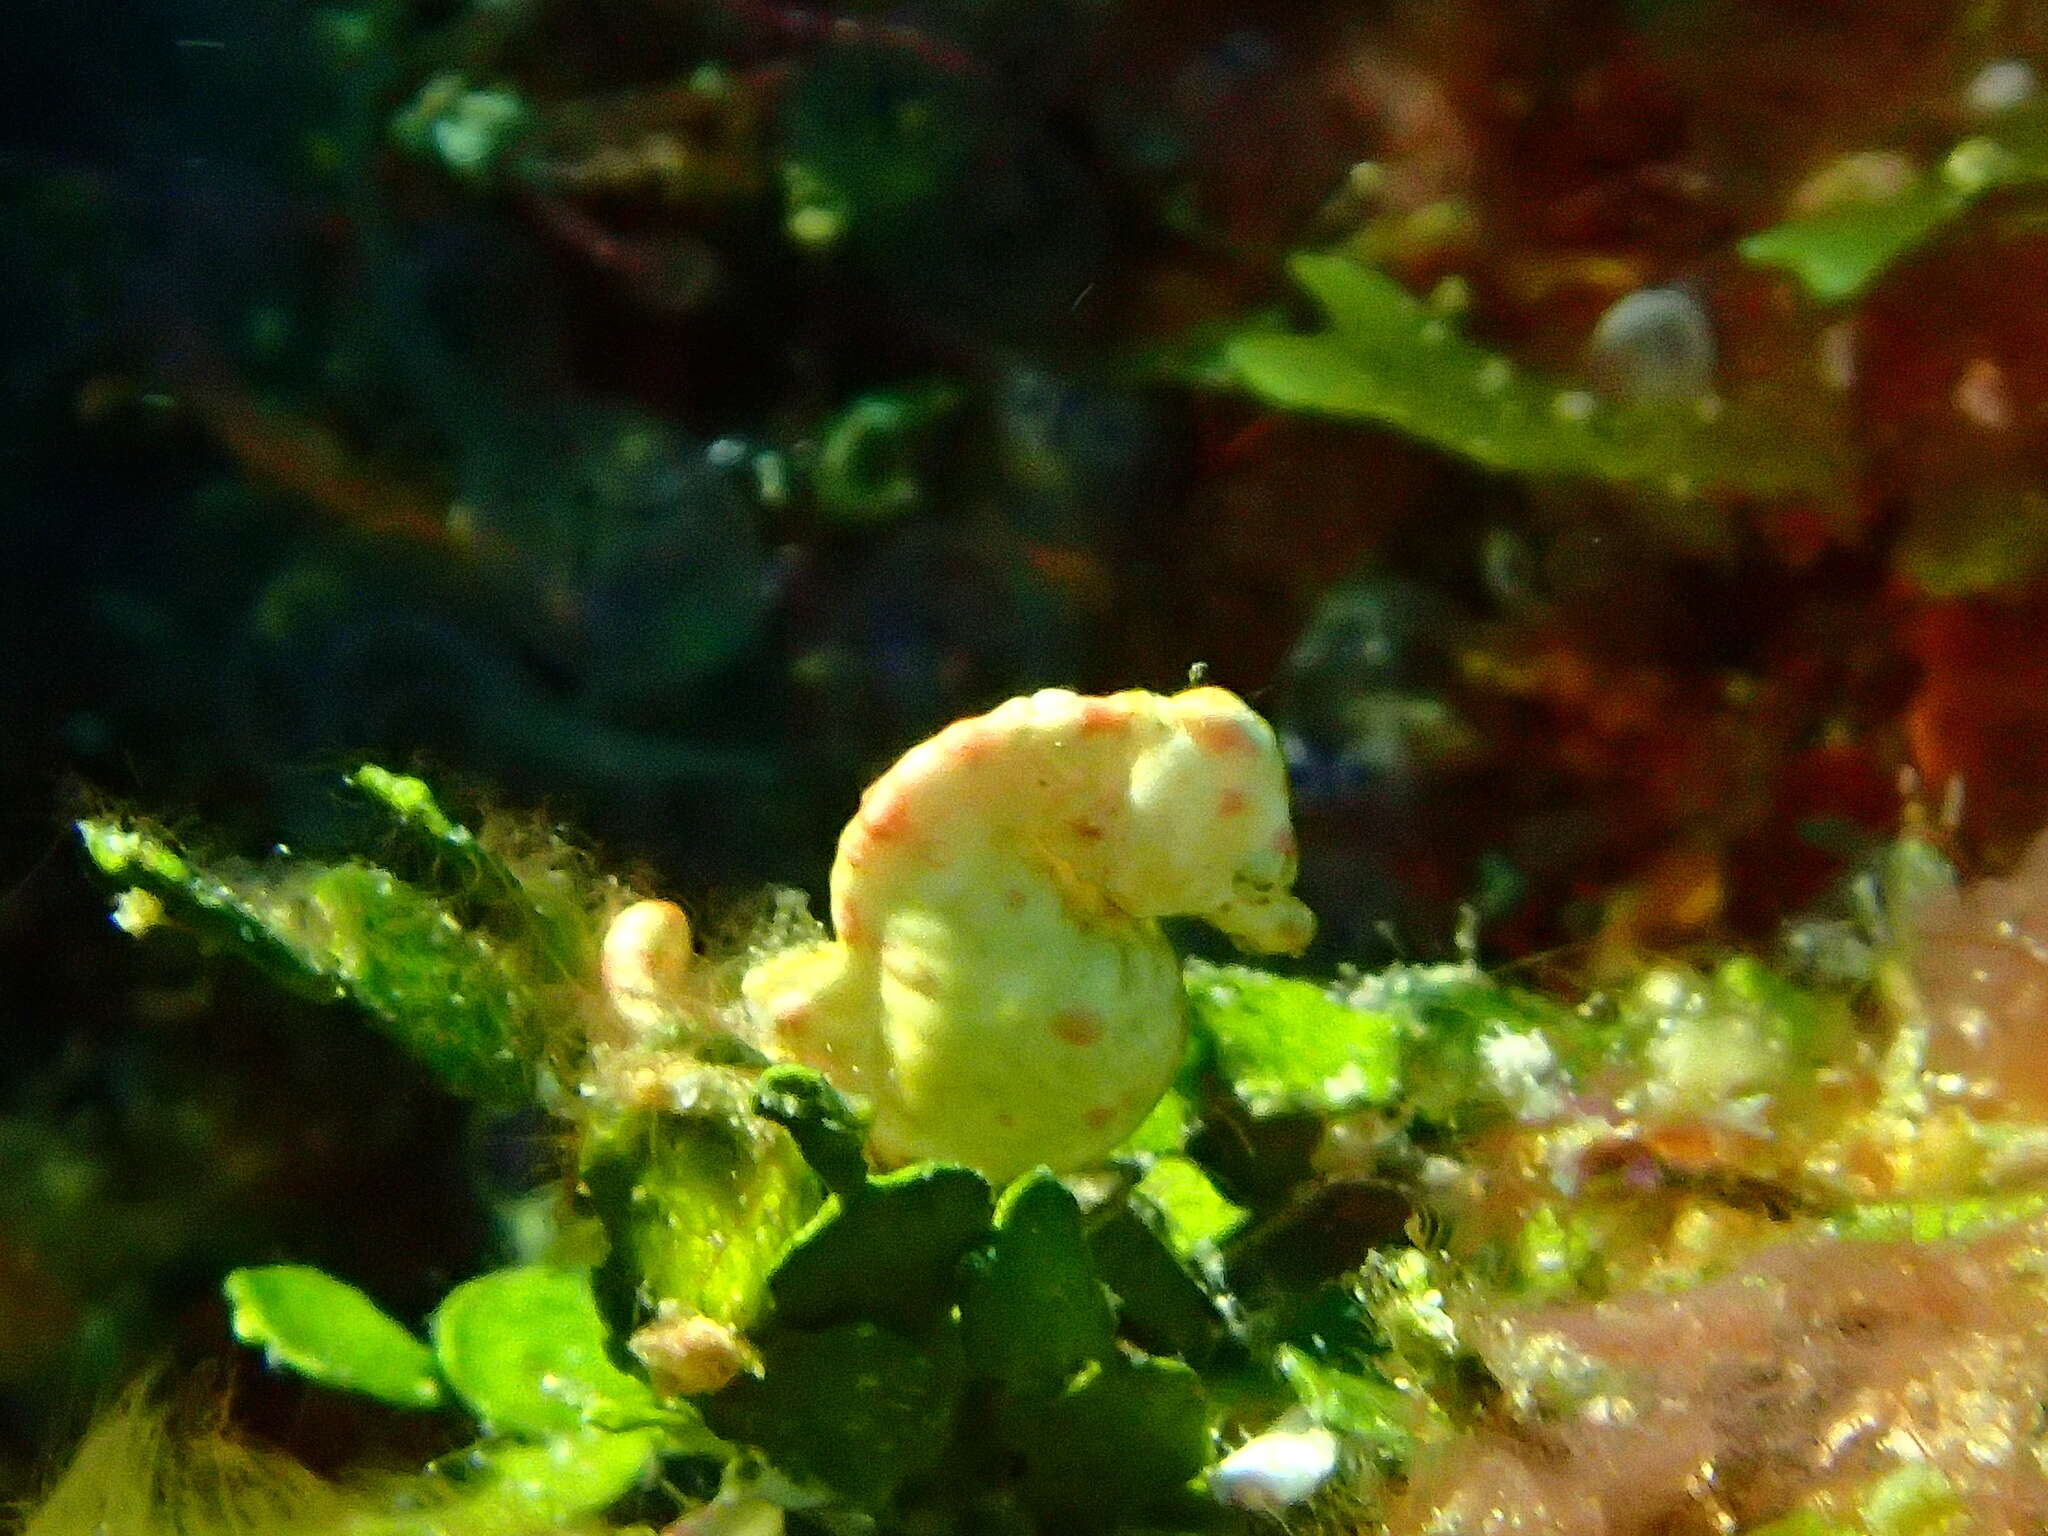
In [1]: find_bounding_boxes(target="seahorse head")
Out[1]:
[1108,687,1315,956]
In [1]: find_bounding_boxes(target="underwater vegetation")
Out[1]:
[39,697,2048,1536]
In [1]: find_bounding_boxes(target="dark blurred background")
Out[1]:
[10,0,2048,1493]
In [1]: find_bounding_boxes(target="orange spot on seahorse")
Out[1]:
[1084,1106,1116,1130]
[1052,1007,1105,1048]
[1218,787,1247,818]
[774,1001,813,1042]
[860,789,916,843]
[1188,714,1258,757]
[946,723,998,764]
[1078,699,1129,734]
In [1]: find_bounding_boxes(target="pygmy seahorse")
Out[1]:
[742,685,1314,1181]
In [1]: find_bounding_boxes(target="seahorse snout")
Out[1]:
[1209,882,1316,956]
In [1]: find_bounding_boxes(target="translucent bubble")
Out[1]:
[1586,286,1717,403]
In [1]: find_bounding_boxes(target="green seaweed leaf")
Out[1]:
[1742,113,2048,303]
[1340,962,1582,1130]
[430,1266,668,1439]
[1222,252,1845,501]
[999,1355,1214,1526]
[1187,962,1400,1118]
[1116,1086,1195,1158]
[351,1428,664,1536]
[754,1064,871,1199]
[1739,183,1965,304]
[959,1170,1116,1395]
[586,1107,819,1332]
[768,1163,992,1334]
[1086,1202,1227,1362]
[1132,1156,1248,1256]
[702,1320,964,1510]
[1735,1464,1968,1536]
[78,817,539,1102]
[1856,1463,1966,1536]
[223,1266,442,1410]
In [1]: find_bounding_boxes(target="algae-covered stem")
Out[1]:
[740,686,1315,1182]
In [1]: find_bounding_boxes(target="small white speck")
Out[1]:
[1954,357,2014,431]
[1551,389,1597,423]
[1211,1427,1341,1511]
[1967,59,2037,117]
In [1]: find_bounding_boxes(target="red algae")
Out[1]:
[1390,1225,2048,1536]
[1913,824,2048,1115]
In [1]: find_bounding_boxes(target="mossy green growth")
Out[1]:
[17,1392,663,1536]
[583,1104,818,1331]
[1274,1346,1417,1468]
[1186,961,1402,1118]
[75,770,602,1102]
[1219,252,1847,505]
[1336,960,1583,1130]
[70,767,2048,1536]
[347,764,595,983]
[1824,1192,2048,1244]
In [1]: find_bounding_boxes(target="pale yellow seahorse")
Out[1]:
[741,685,1314,1181]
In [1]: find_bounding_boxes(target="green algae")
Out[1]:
[1743,107,2048,303]
[74,769,607,1103]
[68,770,2048,1534]
[1221,252,1850,504]
[223,1266,442,1411]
